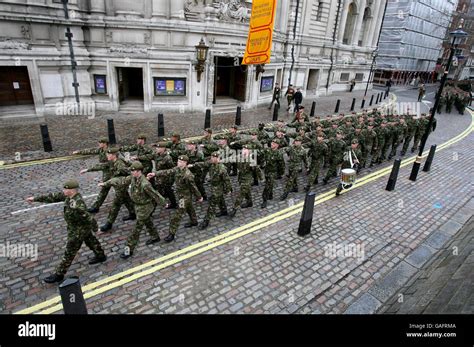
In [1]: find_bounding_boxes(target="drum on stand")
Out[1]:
[340,168,357,188]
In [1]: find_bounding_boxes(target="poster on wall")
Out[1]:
[154,78,186,96]
[94,75,107,94]
[260,76,274,92]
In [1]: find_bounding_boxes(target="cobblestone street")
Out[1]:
[0,86,473,314]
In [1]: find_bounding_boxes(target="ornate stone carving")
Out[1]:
[21,25,31,40]
[184,0,251,22]
[144,32,151,45]
[109,44,148,55]
[0,39,30,50]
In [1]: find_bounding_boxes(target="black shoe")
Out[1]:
[216,210,228,217]
[228,208,237,218]
[120,252,132,259]
[252,181,259,186]
[304,185,311,192]
[241,202,253,209]
[269,194,273,200]
[261,200,267,208]
[89,254,107,265]
[184,221,198,228]
[277,176,282,180]
[229,172,237,177]
[198,220,209,230]
[88,207,99,213]
[100,222,112,232]
[291,187,298,193]
[323,179,329,185]
[43,273,64,284]
[122,214,136,221]
[401,151,406,156]
[314,179,319,185]
[146,237,161,245]
[166,204,178,210]
[280,192,289,201]
[164,233,175,243]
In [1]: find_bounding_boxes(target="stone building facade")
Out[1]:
[0,0,387,117]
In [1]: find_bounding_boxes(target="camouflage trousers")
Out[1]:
[307,158,323,186]
[371,142,385,164]
[284,168,300,192]
[324,160,342,182]
[262,172,276,201]
[169,196,198,235]
[381,138,392,160]
[107,189,135,224]
[233,178,253,208]
[277,161,285,178]
[157,183,177,208]
[389,138,402,157]
[91,184,111,210]
[402,134,414,154]
[412,132,422,151]
[360,144,372,167]
[126,203,159,254]
[204,192,227,222]
[195,174,207,199]
[56,226,105,276]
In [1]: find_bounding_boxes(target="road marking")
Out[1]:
[14,111,473,315]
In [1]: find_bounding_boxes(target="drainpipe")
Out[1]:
[287,0,300,86]
[62,0,80,104]
[326,0,342,92]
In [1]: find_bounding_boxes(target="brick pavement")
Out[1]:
[0,88,390,163]
[0,87,472,314]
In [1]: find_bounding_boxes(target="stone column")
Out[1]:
[279,0,289,34]
[105,0,115,16]
[337,0,350,43]
[371,0,386,47]
[365,0,381,47]
[170,0,185,19]
[89,0,106,16]
[351,0,366,46]
[152,0,168,19]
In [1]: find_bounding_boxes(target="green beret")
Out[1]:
[271,139,281,145]
[98,138,109,144]
[250,130,258,136]
[63,179,79,189]
[178,155,189,162]
[107,147,120,154]
[351,139,359,144]
[294,136,303,142]
[130,161,143,170]
[137,134,147,140]
[171,133,180,138]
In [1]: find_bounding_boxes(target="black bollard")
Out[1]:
[376,94,380,104]
[235,106,242,126]
[40,124,53,152]
[422,145,437,172]
[386,159,401,191]
[297,192,316,237]
[157,113,165,137]
[58,277,88,314]
[409,156,422,181]
[272,103,279,121]
[334,99,341,113]
[310,101,316,117]
[381,92,384,101]
[369,95,374,106]
[107,119,116,145]
[361,99,365,109]
[350,98,356,111]
[204,109,211,129]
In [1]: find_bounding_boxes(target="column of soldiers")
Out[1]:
[26,108,436,283]
[437,85,471,115]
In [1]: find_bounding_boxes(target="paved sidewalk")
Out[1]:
[0,87,391,163]
[378,215,473,314]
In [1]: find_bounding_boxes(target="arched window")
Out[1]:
[358,7,372,46]
[343,2,358,45]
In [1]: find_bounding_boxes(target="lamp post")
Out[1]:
[364,49,378,99]
[195,37,209,83]
[409,26,468,181]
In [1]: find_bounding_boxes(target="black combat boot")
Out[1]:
[304,185,311,192]
[261,200,267,208]
[241,202,253,209]
[216,210,228,217]
[228,208,237,218]
[89,254,107,265]
[122,214,136,221]
[291,187,298,193]
[164,233,175,243]
[280,192,289,201]
[146,237,161,245]
[88,206,99,213]
[100,222,112,232]
[323,178,329,185]
[198,220,209,230]
[184,221,198,228]
[43,273,64,284]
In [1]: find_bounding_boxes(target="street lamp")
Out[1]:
[409,26,468,181]
[364,49,379,99]
[195,37,209,83]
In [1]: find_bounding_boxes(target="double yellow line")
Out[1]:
[14,111,473,315]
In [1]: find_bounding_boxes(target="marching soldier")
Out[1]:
[81,147,135,232]
[372,121,388,165]
[280,136,308,200]
[412,115,428,153]
[151,144,178,209]
[164,133,187,163]
[304,133,328,191]
[72,138,110,213]
[185,140,207,199]
[120,134,155,175]
[231,130,264,186]
[148,155,203,242]
[227,125,241,176]
[100,162,166,259]
[381,121,394,161]
[401,115,417,156]
[198,152,233,229]
[26,180,106,283]
[229,145,260,217]
[323,131,346,184]
[388,119,406,160]
[261,139,285,208]
[198,128,220,158]
[360,122,378,168]
[335,139,361,196]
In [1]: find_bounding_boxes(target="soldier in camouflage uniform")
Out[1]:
[280,136,308,200]
[381,121,394,161]
[323,132,346,184]
[228,145,260,217]
[164,133,187,163]
[185,140,207,200]
[371,121,388,165]
[304,133,328,191]
[231,130,264,186]
[401,115,418,156]
[412,115,429,153]
[100,162,165,259]
[72,138,110,213]
[198,152,233,229]
[388,119,406,160]
[260,139,285,208]
[226,125,241,176]
[360,122,378,168]
[81,147,135,232]
[27,180,106,283]
[151,144,178,209]
[335,139,362,196]
[120,134,155,175]
[148,155,203,242]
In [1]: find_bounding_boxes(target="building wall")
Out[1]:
[0,0,387,116]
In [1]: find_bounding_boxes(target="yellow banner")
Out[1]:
[243,0,277,65]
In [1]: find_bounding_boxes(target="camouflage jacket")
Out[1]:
[76,147,111,178]
[327,138,347,163]
[198,162,232,195]
[197,136,219,157]
[260,148,285,174]
[304,139,328,161]
[164,141,187,162]
[120,144,155,173]
[104,174,165,207]
[156,167,202,200]
[284,145,308,171]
